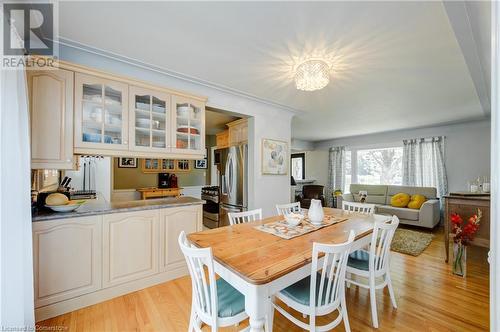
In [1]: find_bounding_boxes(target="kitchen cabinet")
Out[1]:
[74,72,129,152]
[216,130,229,148]
[32,203,203,321]
[32,216,102,308]
[129,86,171,152]
[141,158,181,173]
[227,118,248,146]
[102,209,159,287]
[171,95,205,155]
[28,69,75,169]
[159,205,202,271]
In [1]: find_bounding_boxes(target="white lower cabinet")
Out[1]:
[33,205,202,321]
[102,209,159,287]
[160,205,202,271]
[33,216,102,308]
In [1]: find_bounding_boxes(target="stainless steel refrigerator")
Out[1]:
[215,144,248,227]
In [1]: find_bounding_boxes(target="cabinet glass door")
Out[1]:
[173,97,204,153]
[81,85,123,144]
[76,73,128,150]
[130,87,169,151]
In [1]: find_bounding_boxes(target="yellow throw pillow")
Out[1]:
[390,193,410,208]
[408,194,426,209]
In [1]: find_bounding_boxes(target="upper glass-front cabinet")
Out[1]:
[129,86,170,152]
[74,73,129,150]
[171,95,205,155]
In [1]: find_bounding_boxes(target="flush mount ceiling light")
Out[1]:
[294,59,330,91]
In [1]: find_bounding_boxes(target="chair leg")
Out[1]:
[386,272,398,309]
[341,293,351,332]
[309,312,316,332]
[188,306,195,332]
[266,296,275,332]
[369,274,379,328]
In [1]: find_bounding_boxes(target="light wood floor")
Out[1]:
[38,228,489,331]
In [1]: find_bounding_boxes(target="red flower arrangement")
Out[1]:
[450,209,482,246]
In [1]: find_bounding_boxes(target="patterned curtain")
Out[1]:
[327,146,345,207]
[402,136,448,197]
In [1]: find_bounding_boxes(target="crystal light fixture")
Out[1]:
[294,59,330,91]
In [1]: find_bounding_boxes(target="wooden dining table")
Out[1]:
[188,207,390,332]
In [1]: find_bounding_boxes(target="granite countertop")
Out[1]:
[32,196,205,222]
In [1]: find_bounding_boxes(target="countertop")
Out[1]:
[32,196,205,222]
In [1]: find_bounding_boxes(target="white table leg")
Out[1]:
[245,284,268,332]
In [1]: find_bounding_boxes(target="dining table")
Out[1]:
[187,207,390,332]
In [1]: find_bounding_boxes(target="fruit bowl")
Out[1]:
[45,200,86,212]
[284,213,304,226]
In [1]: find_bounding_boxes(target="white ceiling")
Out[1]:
[205,109,240,135]
[59,1,489,141]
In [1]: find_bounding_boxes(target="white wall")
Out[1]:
[59,43,293,217]
[313,119,491,193]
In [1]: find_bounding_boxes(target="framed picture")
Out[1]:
[176,159,191,172]
[261,138,288,175]
[118,157,137,168]
[195,148,208,169]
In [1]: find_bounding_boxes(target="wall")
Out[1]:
[205,135,216,184]
[313,119,491,193]
[112,158,207,189]
[60,42,293,216]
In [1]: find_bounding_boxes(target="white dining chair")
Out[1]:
[228,208,262,225]
[178,231,248,331]
[270,230,356,332]
[276,202,301,215]
[342,201,376,214]
[345,215,400,328]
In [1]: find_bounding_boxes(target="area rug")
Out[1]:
[390,229,434,256]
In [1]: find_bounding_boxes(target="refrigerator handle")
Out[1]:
[227,152,234,197]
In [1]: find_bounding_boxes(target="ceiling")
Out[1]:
[205,109,240,135]
[59,1,490,141]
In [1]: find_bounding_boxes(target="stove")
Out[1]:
[201,186,220,228]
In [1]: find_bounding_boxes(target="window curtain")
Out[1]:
[0,33,35,327]
[327,146,345,206]
[402,136,448,197]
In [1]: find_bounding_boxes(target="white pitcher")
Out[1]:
[308,199,324,225]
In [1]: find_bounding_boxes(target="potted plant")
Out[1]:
[450,209,482,277]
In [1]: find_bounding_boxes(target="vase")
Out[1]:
[308,199,324,225]
[453,243,467,277]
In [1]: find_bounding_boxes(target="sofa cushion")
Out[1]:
[408,194,426,209]
[349,184,387,205]
[386,185,437,205]
[390,193,410,207]
[377,205,420,221]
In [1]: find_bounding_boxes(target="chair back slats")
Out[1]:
[370,216,399,272]
[178,231,217,324]
[342,201,375,214]
[276,202,301,215]
[310,230,355,310]
[228,208,262,225]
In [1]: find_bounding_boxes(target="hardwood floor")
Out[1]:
[38,228,489,331]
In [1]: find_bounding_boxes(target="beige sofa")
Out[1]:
[341,184,440,228]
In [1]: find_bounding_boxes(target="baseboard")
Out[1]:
[35,266,188,322]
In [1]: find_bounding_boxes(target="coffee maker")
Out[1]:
[158,173,170,188]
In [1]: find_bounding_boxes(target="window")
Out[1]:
[291,153,305,181]
[344,146,403,193]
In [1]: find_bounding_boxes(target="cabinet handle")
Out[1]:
[66,159,71,162]
[123,140,128,144]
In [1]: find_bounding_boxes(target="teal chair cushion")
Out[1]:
[216,278,245,318]
[347,250,370,271]
[280,273,329,306]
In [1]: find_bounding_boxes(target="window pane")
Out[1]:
[356,147,402,185]
[344,150,352,193]
[291,156,304,180]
